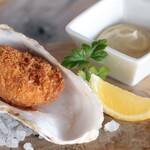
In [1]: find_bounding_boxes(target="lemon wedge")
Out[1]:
[89,74,150,121]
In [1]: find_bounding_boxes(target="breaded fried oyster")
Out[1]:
[0,46,64,108]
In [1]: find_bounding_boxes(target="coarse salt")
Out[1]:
[23,142,34,150]
[104,120,120,132]
[0,113,36,148]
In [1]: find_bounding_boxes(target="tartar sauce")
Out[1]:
[97,23,150,58]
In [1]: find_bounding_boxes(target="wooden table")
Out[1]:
[0,0,150,150]
[0,0,97,43]
[0,42,149,150]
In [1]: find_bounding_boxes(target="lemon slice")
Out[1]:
[89,74,150,121]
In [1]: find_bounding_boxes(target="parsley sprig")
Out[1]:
[61,40,110,81]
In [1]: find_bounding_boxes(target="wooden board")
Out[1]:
[1,42,150,150]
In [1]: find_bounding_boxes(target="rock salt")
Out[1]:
[8,120,19,129]
[0,138,5,146]
[16,130,26,141]
[16,124,25,131]
[24,127,35,136]
[23,142,34,150]
[38,135,43,139]
[104,120,120,132]
[0,113,35,149]
[6,137,19,148]
[0,118,9,135]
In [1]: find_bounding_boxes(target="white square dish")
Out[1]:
[66,0,150,86]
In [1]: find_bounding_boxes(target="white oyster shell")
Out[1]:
[0,24,104,144]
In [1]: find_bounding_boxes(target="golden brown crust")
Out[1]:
[0,46,64,108]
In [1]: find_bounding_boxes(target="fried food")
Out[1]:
[0,46,64,108]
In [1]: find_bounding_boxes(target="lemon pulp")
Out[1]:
[90,74,150,121]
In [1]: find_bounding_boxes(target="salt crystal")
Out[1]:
[16,124,24,131]
[6,137,19,148]
[0,113,10,119]
[23,142,32,148]
[2,115,12,124]
[0,138,5,146]
[24,147,34,150]
[0,113,5,117]
[0,118,9,135]
[15,130,26,141]
[24,127,34,136]
[104,120,120,132]
[23,142,34,150]
[5,129,15,137]
[25,147,34,150]
[38,135,43,139]
[8,120,19,129]
[0,113,36,148]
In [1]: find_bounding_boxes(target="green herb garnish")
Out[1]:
[61,40,110,81]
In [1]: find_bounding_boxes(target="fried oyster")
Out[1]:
[0,45,64,108]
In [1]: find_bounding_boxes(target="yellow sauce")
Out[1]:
[97,23,150,58]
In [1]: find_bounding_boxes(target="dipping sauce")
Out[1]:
[97,23,150,58]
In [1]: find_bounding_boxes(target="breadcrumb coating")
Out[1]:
[0,46,64,108]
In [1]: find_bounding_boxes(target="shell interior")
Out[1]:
[0,24,104,144]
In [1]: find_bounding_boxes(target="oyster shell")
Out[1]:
[0,24,104,144]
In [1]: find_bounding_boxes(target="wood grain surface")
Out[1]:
[0,0,97,43]
[1,42,149,150]
[0,0,150,149]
